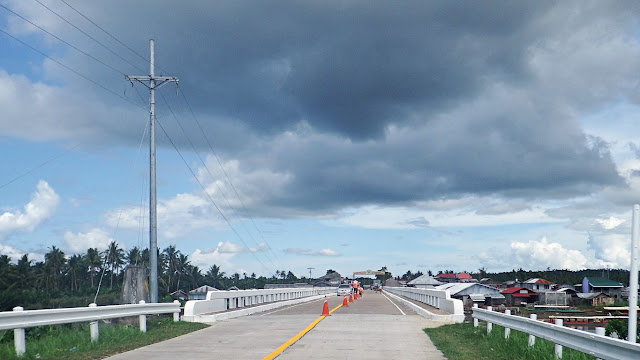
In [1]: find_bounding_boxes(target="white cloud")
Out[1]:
[0,243,43,263]
[0,180,59,236]
[595,216,625,230]
[510,237,588,270]
[190,247,235,269]
[62,228,115,253]
[587,233,631,269]
[283,248,341,256]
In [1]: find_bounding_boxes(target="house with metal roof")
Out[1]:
[436,282,505,306]
[581,277,623,300]
[500,287,537,306]
[435,272,474,283]
[407,274,443,288]
[520,278,554,292]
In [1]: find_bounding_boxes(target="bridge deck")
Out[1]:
[103,290,451,359]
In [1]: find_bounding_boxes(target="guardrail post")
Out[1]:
[528,314,537,346]
[13,306,25,356]
[595,327,606,360]
[554,318,563,358]
[89,303,99,342]
[486,306,493,334]
[139,301,147,333]
[173,300,180,321]
[473,304,478,327]
[504,310,511,339]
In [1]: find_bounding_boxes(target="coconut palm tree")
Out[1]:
[66,254,85,291]
[126,246,143,266]
[84,248,102,288]
[15,254,33,290]
[44,246,66,291]
[104,241,124,289]
[205,264,225,289]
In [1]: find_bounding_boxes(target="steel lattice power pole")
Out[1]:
[126,39,178,303]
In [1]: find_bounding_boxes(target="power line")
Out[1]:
[178,89,286,270]
[0,3,124,75]
[0,144,80,190]
[159,92,279,273]
[33,0,147,73]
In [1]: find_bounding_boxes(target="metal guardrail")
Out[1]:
[473,307,640,360]
[0,301,181,356]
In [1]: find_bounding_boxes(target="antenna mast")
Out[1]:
[126,39,178,303]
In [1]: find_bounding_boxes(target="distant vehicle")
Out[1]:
[337,284,352,296]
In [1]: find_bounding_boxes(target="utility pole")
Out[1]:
[126,39,178,303]
[307,267,314,283]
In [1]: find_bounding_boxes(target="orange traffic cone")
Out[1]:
[321,300,330,316]
[342,295,348,307]
[348,294,353,303]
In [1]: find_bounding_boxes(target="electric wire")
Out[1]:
[159,92,279,273]
[150,107,273,275]
[178,89,286,269]
[3,1,286,276]
[0,3,125,76]
[0,143,80,190]
[33,0,147,74]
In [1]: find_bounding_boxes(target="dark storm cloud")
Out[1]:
[17,1,636,214]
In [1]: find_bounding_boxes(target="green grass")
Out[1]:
[424,322,595,360]
[0,316,208,360]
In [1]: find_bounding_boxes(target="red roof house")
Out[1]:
[435,272,473,283]
[501,287,538,306]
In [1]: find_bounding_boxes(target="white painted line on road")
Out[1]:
[259,297,324,316]
[383,293,406,315]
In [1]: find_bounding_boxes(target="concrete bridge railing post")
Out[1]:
[89,303,99,342]
[12,307,25,356]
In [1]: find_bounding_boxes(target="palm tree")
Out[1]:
[44,246,66,291]
[174,253,191,292]
[105,241,124,289]
[162,245,180,292]
[126,247,143,266]
[15,254,33,289]
[84,248,102,288]
[66,254,85,291]
[0,255,16,290]
[205,264,225,289]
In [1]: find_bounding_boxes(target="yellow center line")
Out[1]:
[261,303,343,360]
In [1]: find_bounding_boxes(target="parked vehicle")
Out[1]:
[337,284,352,296]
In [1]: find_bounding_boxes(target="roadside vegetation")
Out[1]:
[0,316,208,360]
[424,322,594,360]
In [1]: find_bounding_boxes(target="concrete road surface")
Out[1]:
[103,290,451,359]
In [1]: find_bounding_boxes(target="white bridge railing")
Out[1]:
[473,306,640,360]
[184,287,335,322]
[383,286,464,322]
[0,300,181,356]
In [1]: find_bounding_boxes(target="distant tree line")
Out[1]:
[0,241,306,311]
[392,267,631,287]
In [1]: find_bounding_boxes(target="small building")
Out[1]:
[500,287,537,306]
[581,277,624,300]
[521,278,554,292]
[189,285,218,300]
[436,282,505,307]
[435,272,474,283]
[407,274,443,289]
[576,292,614,307]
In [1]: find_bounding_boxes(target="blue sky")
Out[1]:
[2,1,640,280]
